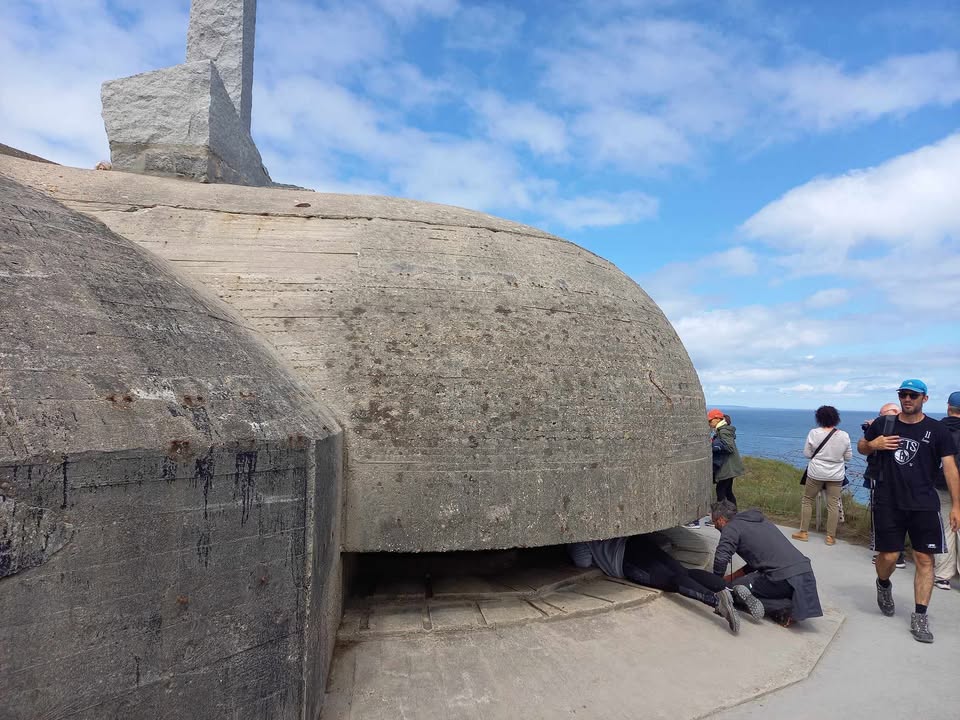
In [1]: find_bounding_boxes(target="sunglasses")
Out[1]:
[897,390,922,399]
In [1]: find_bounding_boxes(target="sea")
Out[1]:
[725,407,947,505]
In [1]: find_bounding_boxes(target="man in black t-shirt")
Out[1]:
[859,379,960,644]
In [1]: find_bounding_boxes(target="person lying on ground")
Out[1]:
[567,533,764,634]
[711,500,823,626]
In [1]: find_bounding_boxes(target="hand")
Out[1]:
[724,567,746,583]
[872,435,900,451]
[950,506,960,533]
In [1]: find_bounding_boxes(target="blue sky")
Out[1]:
[2,0,959,412]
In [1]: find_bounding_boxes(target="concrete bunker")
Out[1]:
[1,151,713,719]
[0,175,341,720]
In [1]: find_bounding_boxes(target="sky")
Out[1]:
[2,0,958,412]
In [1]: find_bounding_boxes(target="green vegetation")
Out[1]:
[736,457,873,545]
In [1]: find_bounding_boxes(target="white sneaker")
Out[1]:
[934,578,951,591]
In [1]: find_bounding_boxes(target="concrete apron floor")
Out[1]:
[321,528,845,720]
[709,524,960,720]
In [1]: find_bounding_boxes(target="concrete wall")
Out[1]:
[0,158,713,555]
[0,175,342,719]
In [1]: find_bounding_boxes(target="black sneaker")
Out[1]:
[876,578,895,617]
[732,584,765,621]
[715,588,740,635]
[910,612,934,643]
[896,554,906,569]
[683,520,701,528]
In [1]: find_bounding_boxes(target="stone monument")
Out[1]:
[101,0,271,186]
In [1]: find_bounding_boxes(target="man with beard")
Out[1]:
[859,379,960,643]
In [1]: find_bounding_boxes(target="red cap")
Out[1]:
[707,409,724,421]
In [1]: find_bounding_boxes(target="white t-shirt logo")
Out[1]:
[895,439,920,465]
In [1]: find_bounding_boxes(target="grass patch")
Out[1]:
[736,456,873,546]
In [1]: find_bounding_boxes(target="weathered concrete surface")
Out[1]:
[187,0,257,131]
[321,528,845,720]
[100,0,270,185]
[0,175,341,719]
[0,155,713,553]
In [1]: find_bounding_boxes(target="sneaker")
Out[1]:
[683,520,701,528]
[715,588,740,635]
[791,530,809,541]
[876,578,895,617]
[704,519,715,528]
[732,584,765,621]
[872,554,877,564]
[934,578,951,591]
[896,554,906,569]
[910,612,934,643]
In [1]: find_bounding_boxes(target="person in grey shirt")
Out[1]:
[711,501,823,626]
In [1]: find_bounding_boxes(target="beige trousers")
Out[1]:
[800,478,842,537]
[935,488,959,581]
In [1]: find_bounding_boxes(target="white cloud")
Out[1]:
[538,191,658,230]
[472,92,568,157]
[781,384,815,393]
[806,288,850,308]
[575,109,694,173]
[0,0,188,164]
[762,51,960,131]
[743,132,960,252]
[741,132,960,318]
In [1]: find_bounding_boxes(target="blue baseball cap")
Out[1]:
[898,379,928,394]
[948,391,960,408]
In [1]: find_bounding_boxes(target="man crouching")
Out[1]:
[711,500,823,625]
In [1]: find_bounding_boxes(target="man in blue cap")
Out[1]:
[859,379,960,643]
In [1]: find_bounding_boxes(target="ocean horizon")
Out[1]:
[712,406,947,504]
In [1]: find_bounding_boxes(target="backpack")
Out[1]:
[864,414,897,489]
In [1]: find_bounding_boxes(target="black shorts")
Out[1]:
[872,503,946,554]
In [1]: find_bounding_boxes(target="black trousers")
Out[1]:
[716,478,736,506]
[622,536,725,607]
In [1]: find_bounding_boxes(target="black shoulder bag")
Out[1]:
[800,429,838,485]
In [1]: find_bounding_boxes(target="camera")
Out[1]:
[861,421,871,433]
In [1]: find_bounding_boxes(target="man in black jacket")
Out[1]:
[934,391,960,590]
[710,501,823,625]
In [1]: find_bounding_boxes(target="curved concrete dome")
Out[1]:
[0,174,342,719]
[0,158,712,552]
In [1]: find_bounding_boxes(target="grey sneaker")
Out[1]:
[715,588,740,635]
[732,584,765,621]
[876,578,895,616]
[910,612,934,643]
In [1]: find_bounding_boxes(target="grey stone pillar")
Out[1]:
[187,0,257,132]
[101,0,271,186]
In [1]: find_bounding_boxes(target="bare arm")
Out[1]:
[859,435,900,455]
[942,455,960,532]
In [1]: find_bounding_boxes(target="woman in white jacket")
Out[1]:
[792,405,852,546]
